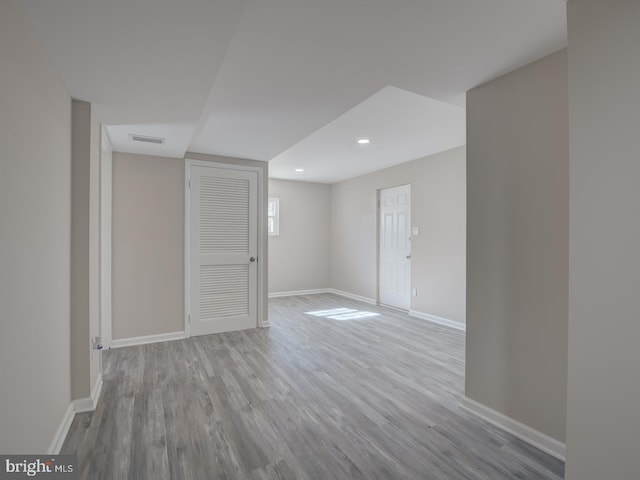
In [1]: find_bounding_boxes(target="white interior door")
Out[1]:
[379,184,411,310]
[189,165,258,336]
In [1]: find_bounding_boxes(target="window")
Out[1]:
[268,197,279,236]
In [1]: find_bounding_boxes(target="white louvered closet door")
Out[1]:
[190,166,258,336]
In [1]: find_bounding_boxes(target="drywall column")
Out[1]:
[0,0,72,453]
[71,100,102,401]
[465,50,568,445]
[100,133,113,348]
[565,1,640,478]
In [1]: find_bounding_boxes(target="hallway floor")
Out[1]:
[63,294,564,479]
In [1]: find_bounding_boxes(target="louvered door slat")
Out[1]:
[199,265,249,318]
[200,176,249,254]
[190,165,258,336]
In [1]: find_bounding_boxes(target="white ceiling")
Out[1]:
[105,123,196,159]
[21,0,567,182]
[269,86,465,183]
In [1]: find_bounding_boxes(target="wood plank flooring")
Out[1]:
[62,294,565,479]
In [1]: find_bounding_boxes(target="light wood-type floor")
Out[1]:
[63,294,565,479]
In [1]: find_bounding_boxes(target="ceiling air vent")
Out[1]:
[129,134,165,145]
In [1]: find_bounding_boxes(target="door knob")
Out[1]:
[406,255,411,259]
[250,257,256,262]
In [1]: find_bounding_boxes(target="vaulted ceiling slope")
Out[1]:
[21,0,566,182]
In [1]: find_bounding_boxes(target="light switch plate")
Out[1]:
[412,226,420,236]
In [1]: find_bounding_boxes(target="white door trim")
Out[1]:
[184,159,265,337]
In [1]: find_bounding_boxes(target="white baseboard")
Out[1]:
[111,331,185,348]
[409,310,466,331]
[73,375,103,413]
[49,374,104,454]
[268,289,330,298]
[48,403,75,454]
[267,288,377,306]
[328,289,377,305]
[459,396,566,461]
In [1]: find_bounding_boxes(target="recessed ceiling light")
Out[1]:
[357,138,370,145]
[295,168,304,173]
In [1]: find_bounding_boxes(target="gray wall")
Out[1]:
[268,179,331,293]
[112,153,185,339]
[88,107,101,397]
[566,1,640,478]
[70,100,102,400]
[331,146,466,324]
[0,0,72,452]
[466,50,568,442]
